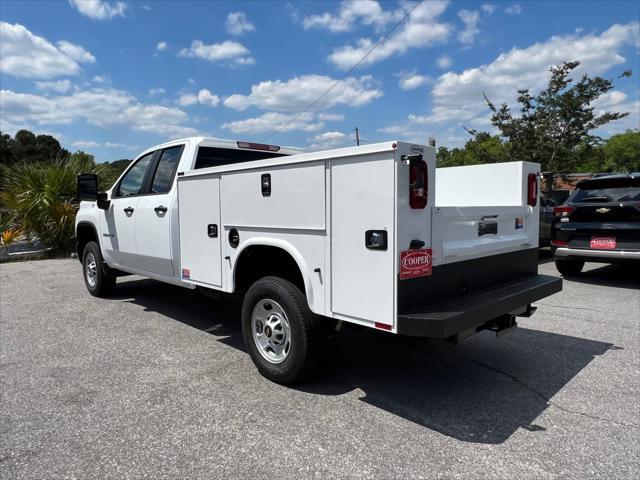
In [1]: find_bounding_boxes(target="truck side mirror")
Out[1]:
[77,173,98,201]
[97,192,111,210]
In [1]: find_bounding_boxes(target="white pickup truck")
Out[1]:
[75,138,561,383]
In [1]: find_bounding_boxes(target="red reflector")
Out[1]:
[551,239,568,247]
[374,322,392,331]
[236,141,280,152]
[527,173,538,207]
[409,157,428,209]
[553,206,575,217]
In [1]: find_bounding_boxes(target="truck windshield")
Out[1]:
[194,147,287,169]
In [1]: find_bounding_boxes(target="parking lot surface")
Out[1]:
[1,257,639,479]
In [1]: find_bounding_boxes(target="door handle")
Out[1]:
[154,205,168,214]
[124,207,134,215]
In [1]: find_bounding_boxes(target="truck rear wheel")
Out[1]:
[241,276,321,384]
[82,241,115,297]
[555,259,584,276]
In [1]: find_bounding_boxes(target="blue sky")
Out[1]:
[1,0,639,162]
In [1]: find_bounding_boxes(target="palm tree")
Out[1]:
[0,156,117,253]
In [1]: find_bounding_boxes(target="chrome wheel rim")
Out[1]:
[251,299,291,364]
[85,252,97,288]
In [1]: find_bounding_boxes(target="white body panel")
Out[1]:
[100,197,138,267]
[76,138,541,333]
[135,193,176,276]
[330,151,396,326]
[178,173,223,287]
[221,162,325,230]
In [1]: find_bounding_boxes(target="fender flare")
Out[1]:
[232,237,316,311]
[76,221,100,260]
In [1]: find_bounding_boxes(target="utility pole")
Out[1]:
[355,127,360,146]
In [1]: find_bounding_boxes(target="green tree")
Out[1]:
[0,154,115,253]
[0,132,15,164]
[603,130,640,172]
[484,61,629,174]
[0,129,69,164]
[436,133,509,167]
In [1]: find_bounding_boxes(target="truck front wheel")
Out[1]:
[241,276,321,384]
[82,241,115,297]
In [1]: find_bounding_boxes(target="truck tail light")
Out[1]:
[553,206,575,218]
[409,157,428,209]
[527,173,538,207]
[551,239,568,247]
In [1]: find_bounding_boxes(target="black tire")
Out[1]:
[555,258,585,277]
[241,276,322,384]
[82,241,115,297]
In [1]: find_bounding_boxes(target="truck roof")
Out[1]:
[136,137,304,159]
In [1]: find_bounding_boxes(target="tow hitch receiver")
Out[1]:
[485,315,518,337]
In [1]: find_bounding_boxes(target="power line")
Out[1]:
[261,0,424,142]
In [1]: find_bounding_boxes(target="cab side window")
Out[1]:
[150,146,184,194]
[116,153,154,197]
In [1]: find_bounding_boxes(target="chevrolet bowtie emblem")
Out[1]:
[595,208,611,213]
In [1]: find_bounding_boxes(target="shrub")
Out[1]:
[0,156,112,253]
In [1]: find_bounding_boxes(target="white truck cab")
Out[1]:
[76,137,561,384]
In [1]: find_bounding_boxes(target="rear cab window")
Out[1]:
[150,145,184,194]
[194,147,287,169]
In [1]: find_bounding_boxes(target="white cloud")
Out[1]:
[222,112,324,134]
[437,55,452,69]
[302,0,404,33]
[1,87,200,138]
[422,22,640,126]
[504,4,522,15]
[71,140,139,150]
[92,75,108,83]
[226,12,255,35]
[178,40,253,65]
[481,4,495,14]
[379,22,640,143]
[458,9,480,45]
[318,113,345,121]
[34,79,73,93]
[398,71,429,90]
[223,74,382,112]
[328,1,451,69]
[72,140,100,148]
[149,87,165,95]
[105,142,141,151]
[56,40,96,63]
[0,22,95,78]
[156,41,167,51]
[308,131,349,150]
[178,89,221,107]
[68,0,126,20]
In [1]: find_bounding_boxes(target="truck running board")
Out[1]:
[397,274,562,338]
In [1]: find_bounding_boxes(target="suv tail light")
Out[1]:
[527,173,538,207]
[553,206,575,218]
[409,156,428,209]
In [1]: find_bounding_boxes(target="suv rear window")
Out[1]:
[194,147,287,169]
[570,177,640,203]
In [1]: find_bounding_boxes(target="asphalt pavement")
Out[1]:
[1,256,638,479]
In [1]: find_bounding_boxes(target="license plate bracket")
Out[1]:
[590,236,616,249]
[478,221,498,236]
[400,248,432,280]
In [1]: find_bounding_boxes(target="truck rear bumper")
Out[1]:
[554,247,640,261]
[397,274,562,338]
